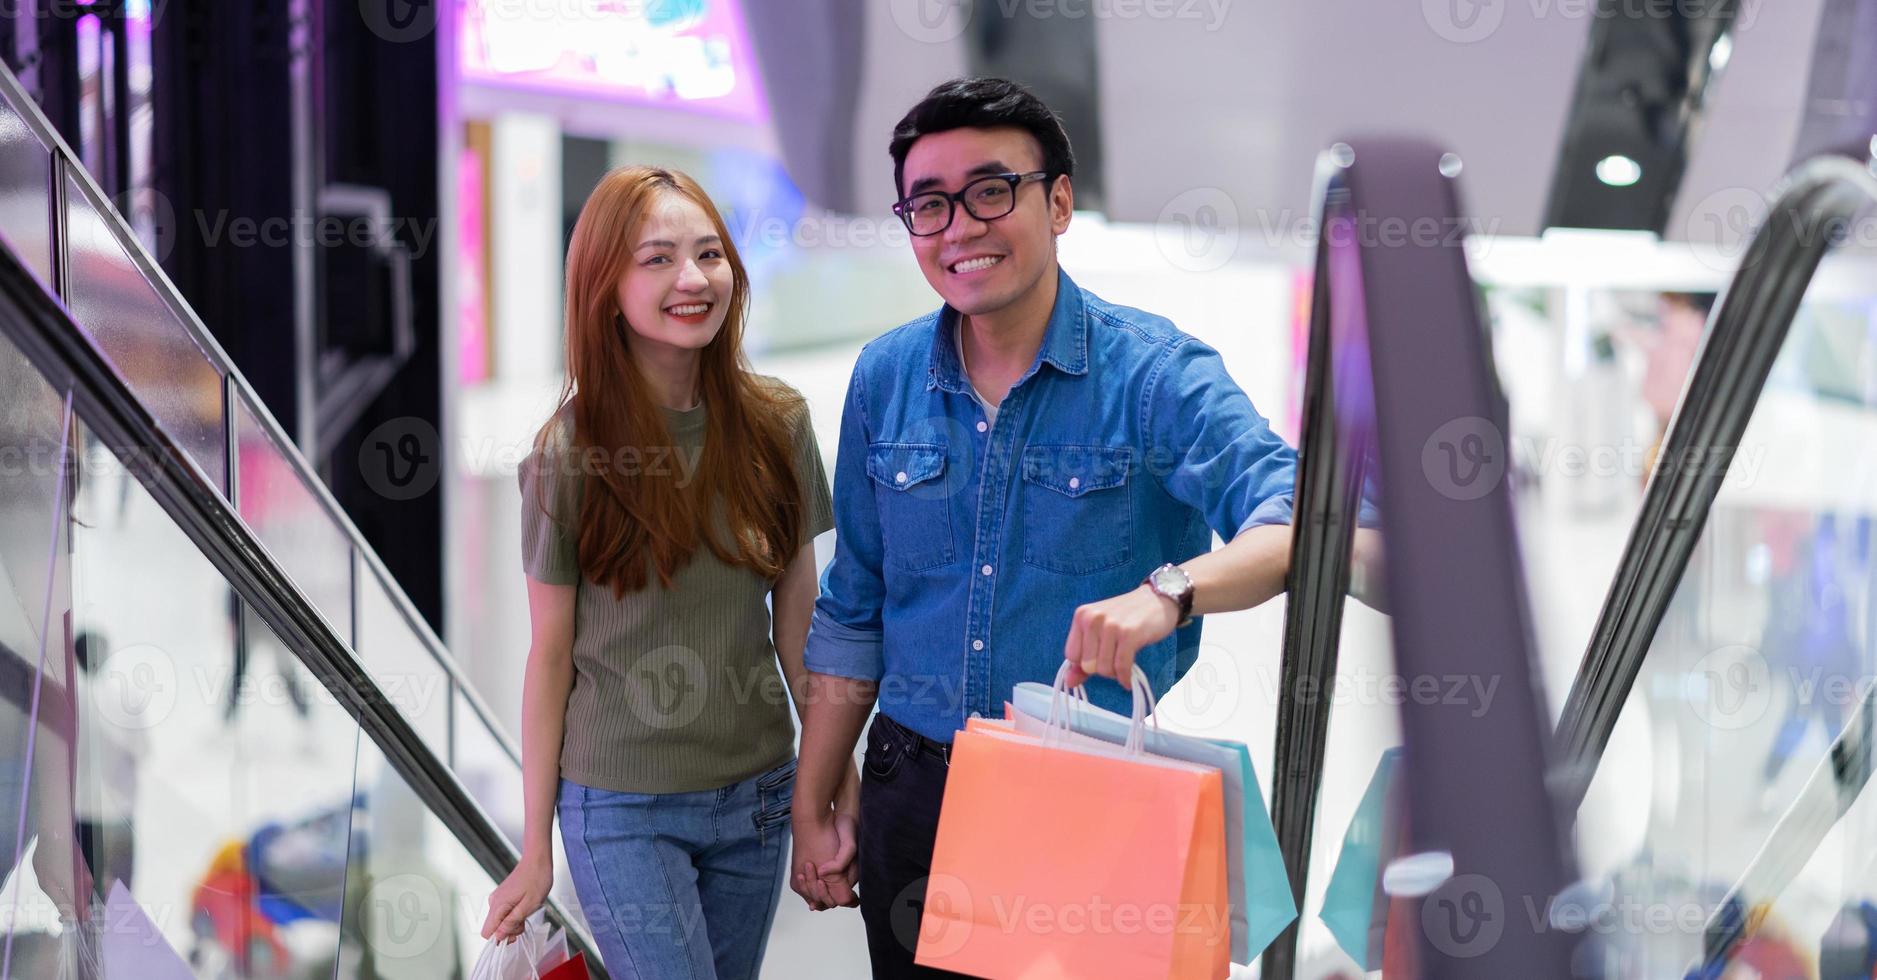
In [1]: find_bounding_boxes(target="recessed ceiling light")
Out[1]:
[1595,154,1642,187]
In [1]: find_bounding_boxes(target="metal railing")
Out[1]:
[0,58,601,971]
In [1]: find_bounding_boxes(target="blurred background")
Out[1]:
[2,0,1876,976]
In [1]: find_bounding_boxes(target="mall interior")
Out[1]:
[1,0,1876,977]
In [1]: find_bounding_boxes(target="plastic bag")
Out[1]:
[55,915,103,980]
[469,913,549,980]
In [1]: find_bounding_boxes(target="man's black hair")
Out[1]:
[888,76,1075,199]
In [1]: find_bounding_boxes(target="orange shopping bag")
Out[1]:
[915,666,1230,979]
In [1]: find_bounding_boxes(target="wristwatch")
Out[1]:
[1143,563,1195,627]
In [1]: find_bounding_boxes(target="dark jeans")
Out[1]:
[857,712,973,979]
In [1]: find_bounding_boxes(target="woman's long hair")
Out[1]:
[535,166,803,596]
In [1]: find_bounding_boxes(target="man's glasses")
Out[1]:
[892,171,1050,237]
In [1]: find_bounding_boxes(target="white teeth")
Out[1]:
[667,303,710,316]
[951,255,1002,274]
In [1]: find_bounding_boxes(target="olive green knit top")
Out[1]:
[518,381,833,793]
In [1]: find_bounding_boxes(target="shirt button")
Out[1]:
[969,710,983,719]
[895,471,908,484]
[976,420,988,433]
[1069,477,1081,490]
[972,639,984,651]
[980,564,993,576]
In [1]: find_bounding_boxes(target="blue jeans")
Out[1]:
[557,757,795,980]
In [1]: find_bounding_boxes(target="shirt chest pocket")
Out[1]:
[867,442,956,572]
[1020,445,1133,574]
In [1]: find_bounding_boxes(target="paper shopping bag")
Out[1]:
[1320,746,1408,970]
[539,952,589,980]
[914,724,1230,979]
[1012,682,1299,965]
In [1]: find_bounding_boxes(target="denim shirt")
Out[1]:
[803,269,1297,743]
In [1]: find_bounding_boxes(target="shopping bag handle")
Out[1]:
[1047,661,1160,754]
[493,919,546,979]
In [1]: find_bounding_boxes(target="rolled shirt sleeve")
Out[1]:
[802,363,887,681]
[1146,337,1298,540]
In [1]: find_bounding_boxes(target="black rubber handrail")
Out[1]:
[0,230,608,975]
[0,60,525,779]
[1263,139,1580,978]
[1551,151,1877,814]
[1260,160,1367,980]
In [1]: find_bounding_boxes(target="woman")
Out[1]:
[480,166,858,979]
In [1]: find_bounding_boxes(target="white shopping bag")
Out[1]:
[470,912,550,980]
[55,915,102,980]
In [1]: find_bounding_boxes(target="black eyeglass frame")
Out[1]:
[892,170,1052,236]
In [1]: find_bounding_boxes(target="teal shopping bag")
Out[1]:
[1011,682,1298,965]
[1319,746,1407,970]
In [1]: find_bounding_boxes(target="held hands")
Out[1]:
[1062,584,1181,687]
[790,764,861,911]
[481,849,553,944]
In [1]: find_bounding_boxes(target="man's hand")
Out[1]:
[1062,584,1180,687]
[790,808,859,911]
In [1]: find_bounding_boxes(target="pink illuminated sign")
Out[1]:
[459,0,767,123]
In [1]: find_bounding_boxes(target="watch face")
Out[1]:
[1152,565,1189,595]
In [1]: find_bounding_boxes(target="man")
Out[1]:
[788,76,1297,977]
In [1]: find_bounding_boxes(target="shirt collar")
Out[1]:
[928,267,1090,393]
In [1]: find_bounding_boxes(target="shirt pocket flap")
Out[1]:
[1020,445,1132,497]
[867,443,948,491]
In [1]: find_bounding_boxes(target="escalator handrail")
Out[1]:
[1264,139,1580,978]
[1259,156,1367,980]
[1550,151,1877,812]
[0,61,526,778]
[0,220,608,975]
[1695,678,1876,969]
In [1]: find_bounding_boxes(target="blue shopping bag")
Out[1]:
[1011,681,1298,965]
[1320,746,1408,970]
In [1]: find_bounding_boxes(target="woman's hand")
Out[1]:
[791,808,859,911]
[481,850,554,943]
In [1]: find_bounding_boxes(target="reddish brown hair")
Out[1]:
[535,166,803,596]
